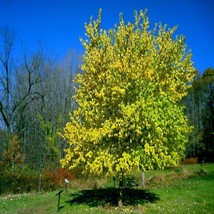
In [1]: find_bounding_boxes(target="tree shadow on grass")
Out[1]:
[66,188,159,207]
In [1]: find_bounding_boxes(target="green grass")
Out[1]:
[0,163,214,213]
[145,175,214,213]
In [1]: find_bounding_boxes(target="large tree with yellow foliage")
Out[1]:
[61,10,195,179]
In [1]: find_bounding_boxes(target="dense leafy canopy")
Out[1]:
[61,10,195,176]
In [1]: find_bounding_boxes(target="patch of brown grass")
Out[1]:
[182,157,199,164]
[68,177,108,190]
[145,167,197,187]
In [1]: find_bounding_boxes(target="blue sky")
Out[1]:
[0,0,213,73]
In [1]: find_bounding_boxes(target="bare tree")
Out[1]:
[0,26,15,133]
[0,28,46,166]
[0,27,81,173]
[15,50,80,170]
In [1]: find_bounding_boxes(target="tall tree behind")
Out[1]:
[0,27,80,170]
[13,49,47,169]
[185,68,214,161]
[0,27,45,136]
[15,50,79,170]
[201,68,214,161]
[0,27,15,137]
[184,71,204,158]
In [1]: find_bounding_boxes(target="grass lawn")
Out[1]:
[0,163,214,213]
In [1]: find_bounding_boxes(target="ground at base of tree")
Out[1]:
[0,163,214,214]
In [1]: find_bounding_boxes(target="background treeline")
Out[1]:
[0,27,213,193]
[184,68,214,162]
[0,28,80,193]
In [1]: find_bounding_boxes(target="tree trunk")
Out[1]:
[118,173,124,206]
[118,186,123,207]
[38,173,42,193]
[141,171,145,186]
[11,160,14,174]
